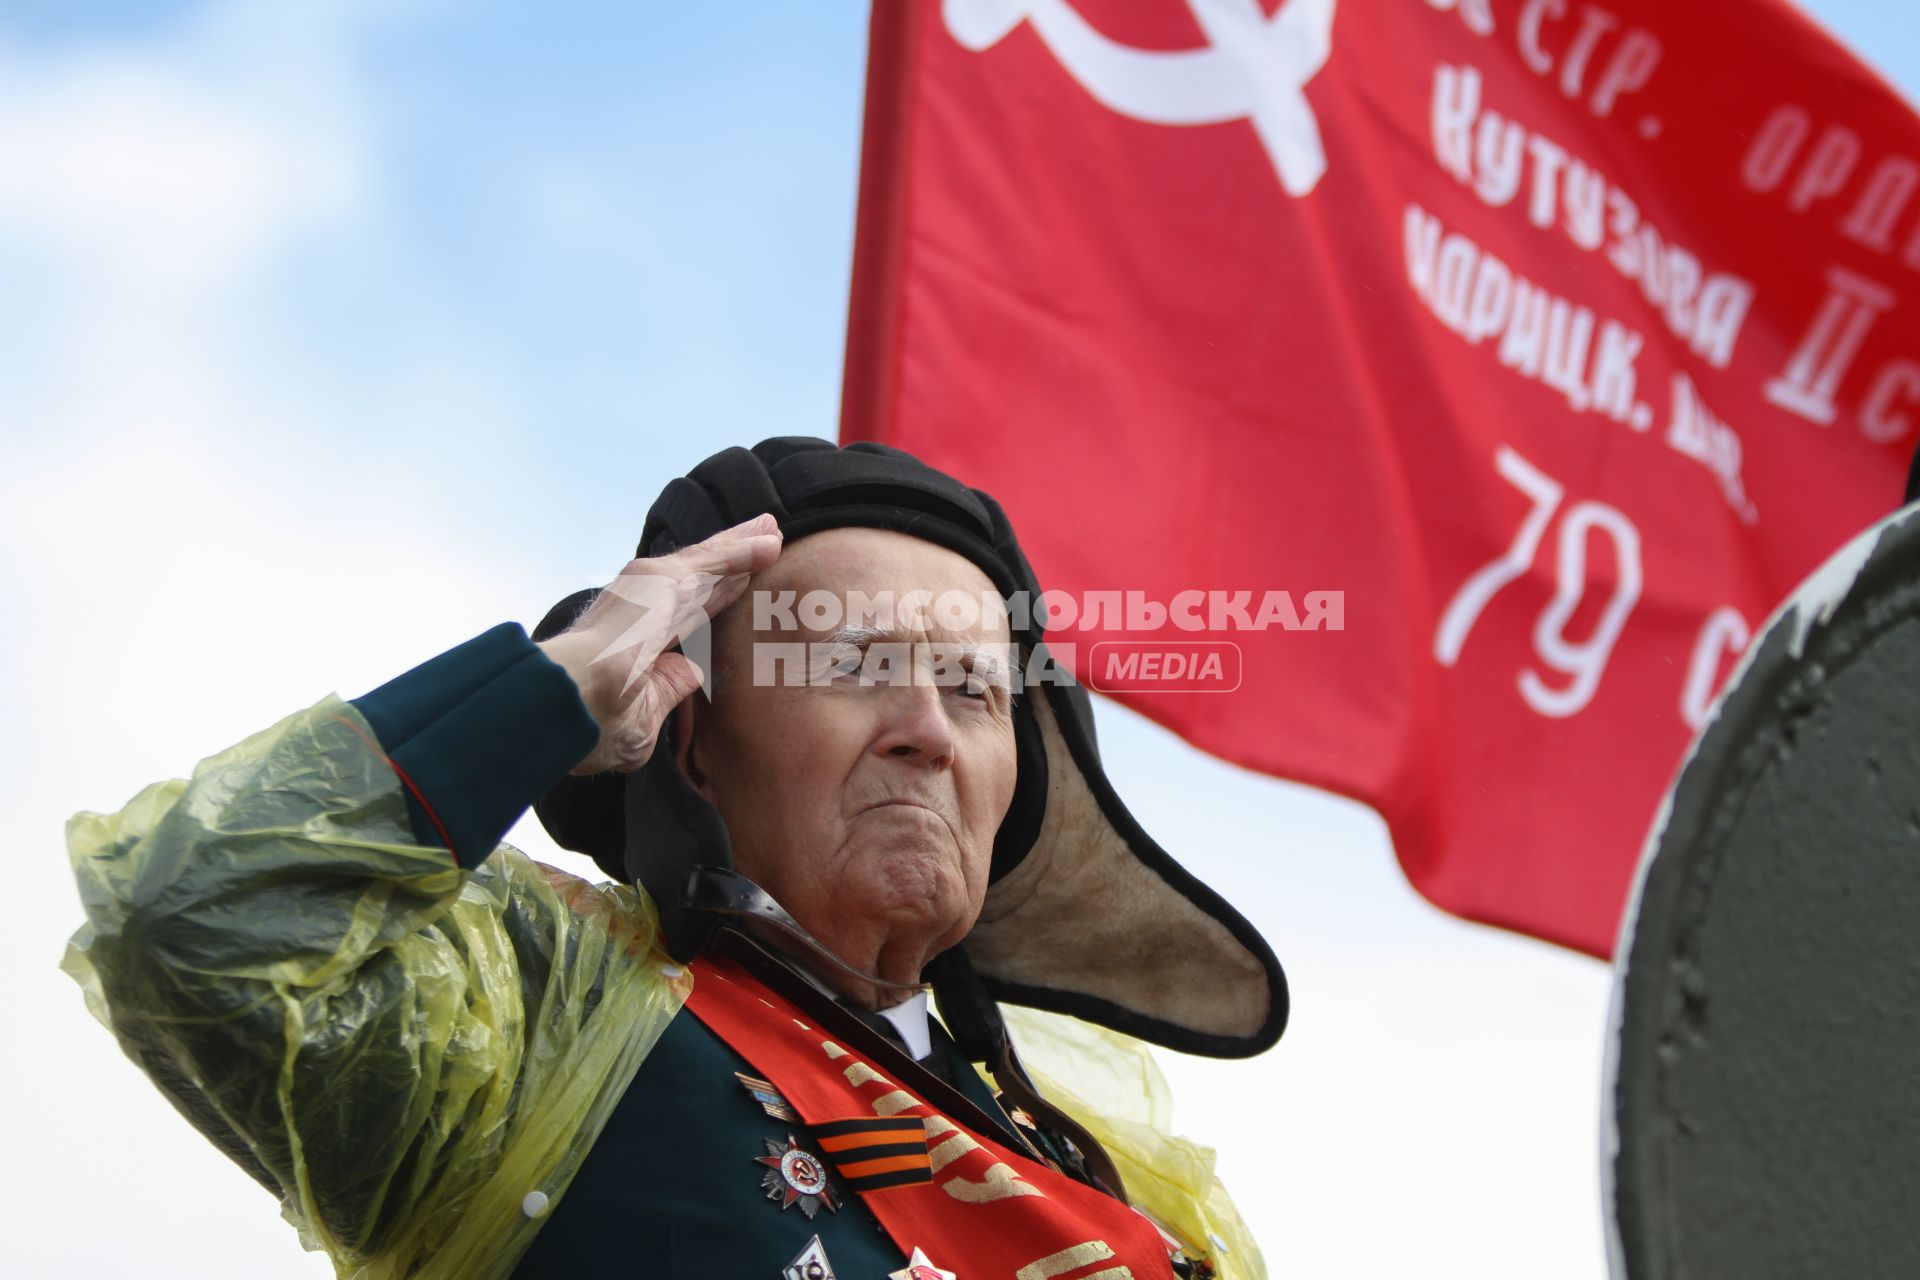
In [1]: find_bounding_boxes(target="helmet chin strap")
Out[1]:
[679,866,930,994]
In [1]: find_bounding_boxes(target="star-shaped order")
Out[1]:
[888,1246,957,1280]
[756,1134,839,1219]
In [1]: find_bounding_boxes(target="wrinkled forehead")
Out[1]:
[751,526,1012,643]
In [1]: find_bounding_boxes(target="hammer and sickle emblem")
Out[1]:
[944,0,1338,197]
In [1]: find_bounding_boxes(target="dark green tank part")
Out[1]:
[1610,503,1920,1280]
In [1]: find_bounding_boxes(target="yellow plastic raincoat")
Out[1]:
[64,693,1264,1279]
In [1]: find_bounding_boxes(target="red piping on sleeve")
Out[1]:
[329,713,461,866]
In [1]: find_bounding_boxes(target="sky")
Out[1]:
[0,2,1910,1277]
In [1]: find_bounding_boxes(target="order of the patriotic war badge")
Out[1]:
[756,1134,840,1218]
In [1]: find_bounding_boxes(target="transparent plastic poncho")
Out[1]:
[63,695,689,1279]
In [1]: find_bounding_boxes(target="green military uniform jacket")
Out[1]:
[514,971,1026,1277]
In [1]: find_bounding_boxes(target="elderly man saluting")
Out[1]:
[65,439,1286,1280]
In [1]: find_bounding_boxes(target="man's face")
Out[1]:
[683,527,1019,985]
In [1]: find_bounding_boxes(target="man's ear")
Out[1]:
[671,696,712,800]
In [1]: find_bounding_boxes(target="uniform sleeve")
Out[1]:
[62,625,688,1280]
[348,621,600,869]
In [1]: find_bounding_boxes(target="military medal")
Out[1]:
[782,1234,838,1280]
[888,1246,956,1280]
[756,1134,839,1218]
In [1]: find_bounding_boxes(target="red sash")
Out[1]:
[685,951,1176,1279]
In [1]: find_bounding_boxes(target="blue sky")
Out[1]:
[1,3,1909,1277]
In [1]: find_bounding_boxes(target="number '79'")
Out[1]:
[1433,445,1643,718]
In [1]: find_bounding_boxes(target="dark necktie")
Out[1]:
[835,999,956,1084]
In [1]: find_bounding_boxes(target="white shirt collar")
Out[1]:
[792,965,933,1060]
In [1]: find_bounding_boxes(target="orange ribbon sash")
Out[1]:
[685,951,1175,1279]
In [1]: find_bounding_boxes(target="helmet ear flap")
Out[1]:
[620,706,735,963]
[990,690,1048,883]
[672,698,707,787]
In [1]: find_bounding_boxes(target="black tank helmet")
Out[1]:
[533,437,1285,1066]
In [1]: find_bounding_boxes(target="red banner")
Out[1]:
[841,0,1918,956]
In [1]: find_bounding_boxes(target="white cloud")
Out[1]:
[0,2,368,295]
[0,0,381,495]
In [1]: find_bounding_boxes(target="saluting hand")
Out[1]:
[537,513,782,775]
